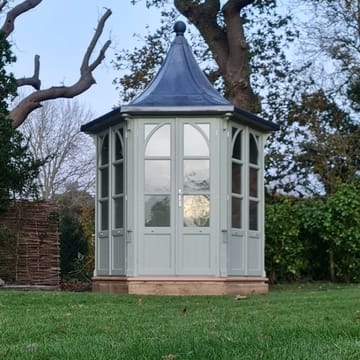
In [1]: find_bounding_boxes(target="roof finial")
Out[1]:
[174,21,186,36]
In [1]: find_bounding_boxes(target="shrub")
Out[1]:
[266,182,360,283]
[265,198,309,282]
[321,183,360,282]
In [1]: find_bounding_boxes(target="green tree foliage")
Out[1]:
[0,32,42,211]
[266,90,360,195]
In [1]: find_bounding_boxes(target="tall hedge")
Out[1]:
[265,182,360,283]
[265,198,308,282]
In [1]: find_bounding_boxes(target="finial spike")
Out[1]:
[174,21,186,36]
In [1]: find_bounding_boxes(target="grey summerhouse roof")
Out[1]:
[81,21,279,134]
[124,21,231,109]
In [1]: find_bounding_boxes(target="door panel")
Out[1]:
[142,233,173,274]
[247,233,261,275]
[112,232,125,275]
[179,233,212,274]
[140,119,215,276]
[229,232,246,275]
[97,234,109,275]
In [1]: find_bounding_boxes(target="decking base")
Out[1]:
[92,276,268,295]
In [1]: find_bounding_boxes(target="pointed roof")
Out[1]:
[125,21,231,109]
[81,21,279,134]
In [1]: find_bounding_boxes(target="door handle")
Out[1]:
[178,189,182,208]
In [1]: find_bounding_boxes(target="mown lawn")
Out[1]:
[0,283,359,359]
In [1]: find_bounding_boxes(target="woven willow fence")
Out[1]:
[0,201,60,287]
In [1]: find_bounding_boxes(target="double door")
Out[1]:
[139,118,217,275]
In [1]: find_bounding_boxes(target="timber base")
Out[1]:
[92,276,268,296]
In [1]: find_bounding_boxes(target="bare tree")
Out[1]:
[294,0,360,105]
[0,0,111,128]
[20,99,95,200]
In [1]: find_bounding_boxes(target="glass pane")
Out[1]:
[114,197,124,229]
[145,160,171,193]
[184,160,210,192]
[232,197,242,229]
[115,163,123,195]
[183,195,210,227]
[197,124,210,139]
[232,129,242,160]
[232,162,242,194]
[145,195,170,227]
[100,135,109,165]
[115,133,123,160]
[184,124,209,156]
[144,124,157,139]
[249,134,258,165]
[100,168,109,198]
[249,167,258,197]
[249,200,258,230]
[145,124,170,156]
[100,200,109,231]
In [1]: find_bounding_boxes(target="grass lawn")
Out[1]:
[0,283,359,359]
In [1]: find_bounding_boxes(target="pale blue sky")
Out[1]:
[6,1,169,119]
[5,1,298,122]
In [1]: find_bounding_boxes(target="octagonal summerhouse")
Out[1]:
[81,22,278,295]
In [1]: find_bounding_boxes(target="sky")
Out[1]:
[5,1,300,124]
[6,1,170,121]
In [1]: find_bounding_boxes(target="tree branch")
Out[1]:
[222,0,254,14]
[0,1,8,12]
[10,8,112,128]
[174,0,228,69]
[82,8,112,72]
[16,54,41,90]
[222,0,254,57]
[3,2,43,92]
[175,0,259,111]
[1,0,42,38]
[221,0,260,112]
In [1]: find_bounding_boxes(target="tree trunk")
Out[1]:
[174,0,260,113]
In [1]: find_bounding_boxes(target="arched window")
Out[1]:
[231,127,243,229]
[113,129,124,229]
[144,124,171,227]
[99,134,109,231]
[249,133,259,231]
[183,123,210,227]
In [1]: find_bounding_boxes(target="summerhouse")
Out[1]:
[81,21,278,295]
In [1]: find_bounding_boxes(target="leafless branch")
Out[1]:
[82,8,112,72]
[16,54,41,90]
[10,8,112,128]
[222,0,254,14]
[0,1,8,12]
[1,0,42,37]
